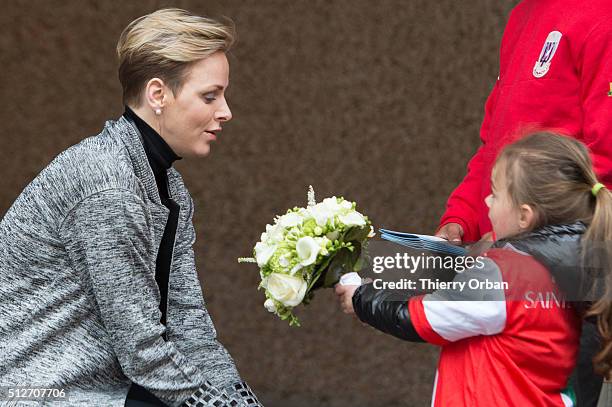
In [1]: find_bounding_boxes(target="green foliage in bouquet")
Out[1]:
[238,186,374,326]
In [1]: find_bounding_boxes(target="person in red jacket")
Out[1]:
[436,0,612,245]
[434,1,612,405]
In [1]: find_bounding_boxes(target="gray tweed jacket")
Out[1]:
[0,116,261,407]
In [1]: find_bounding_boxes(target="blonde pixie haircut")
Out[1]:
[117,8,236,106]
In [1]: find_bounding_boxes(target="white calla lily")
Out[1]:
[296,236,320,266]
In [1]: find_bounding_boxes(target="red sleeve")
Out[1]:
[408,295,451,346]
[578,20,612,186]
[438,81,500,242]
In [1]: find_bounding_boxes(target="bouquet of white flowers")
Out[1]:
[239,186,374,326]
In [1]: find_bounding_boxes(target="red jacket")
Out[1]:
[439,0,612,242]
[410,247,581,406]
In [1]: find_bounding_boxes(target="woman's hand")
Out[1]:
[334,284,359,315]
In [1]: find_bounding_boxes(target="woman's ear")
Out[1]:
[518,204,536,231]
[144,77,166,111]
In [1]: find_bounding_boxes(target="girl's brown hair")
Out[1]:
[496,132,612,378]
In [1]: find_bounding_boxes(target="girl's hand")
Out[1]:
[334,284,359,315]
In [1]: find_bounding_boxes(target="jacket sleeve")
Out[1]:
[438,81,500,242]
[352,283,425,342]
[59,188,260,407]
[578,19,612,187]
[168,195,262,406]
[354,257,506,345]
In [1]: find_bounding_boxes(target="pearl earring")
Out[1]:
[155,108,162,116]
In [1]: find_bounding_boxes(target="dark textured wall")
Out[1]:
[1,1,519,406]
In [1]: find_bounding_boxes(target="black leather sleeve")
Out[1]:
[352,283,424,342]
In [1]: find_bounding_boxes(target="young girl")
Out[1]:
[336,132,611,406]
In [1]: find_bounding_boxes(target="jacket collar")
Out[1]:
[105,116,162,205]
[496,221,588,300]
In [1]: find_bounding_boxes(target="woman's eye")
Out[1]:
[203,93,217,103]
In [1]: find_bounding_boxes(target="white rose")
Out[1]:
[255,242,276,267]
[265,273,308,307]
[339,211,366,227]
[279,212,303,228]
[264,298,277,313]
[296,236,320,266]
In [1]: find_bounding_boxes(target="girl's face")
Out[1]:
[485,162,525,240]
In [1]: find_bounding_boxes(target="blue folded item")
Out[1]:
[378,228,467,256]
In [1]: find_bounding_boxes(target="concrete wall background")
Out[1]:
[0,1,518,405]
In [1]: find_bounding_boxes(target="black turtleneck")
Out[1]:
[123,106,181,407]
[124,106,181,199]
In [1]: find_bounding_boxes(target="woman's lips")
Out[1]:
[205,130,218,141]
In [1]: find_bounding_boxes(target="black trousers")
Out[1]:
[125,384,167,407]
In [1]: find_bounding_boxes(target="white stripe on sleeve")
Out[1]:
[422,257,507,342]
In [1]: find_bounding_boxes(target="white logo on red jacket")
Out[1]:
[533,31,563,78]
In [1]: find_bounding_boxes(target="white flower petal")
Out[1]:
[289,264,302,276]
[266,273,308,307]
[308,205,333,227]
[264,298,277,313]
[279,255,290,267]
[296,236,320,266]
[279,212,303,228]
[255,242,276,267]
[339,212,366,227]
[340,200,353,210]
[368,226,376,238]
[265,223,285,243]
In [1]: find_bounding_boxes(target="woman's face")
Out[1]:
[160,51,232,158]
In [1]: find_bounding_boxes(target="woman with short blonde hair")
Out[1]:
[0,8,261,407]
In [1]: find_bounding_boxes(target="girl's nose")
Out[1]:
[485,194,492,208]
